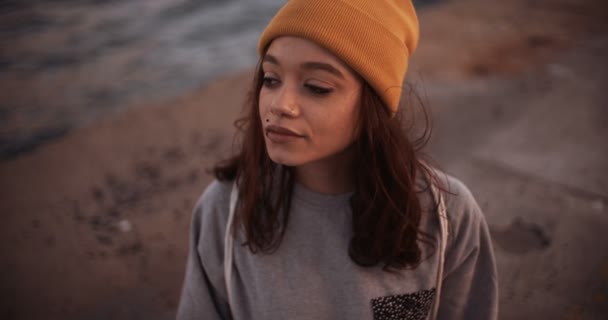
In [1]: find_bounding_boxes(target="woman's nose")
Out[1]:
[270,84,300,117]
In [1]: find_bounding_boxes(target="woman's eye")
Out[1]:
[262,77,280,88]
[306,84,332,95]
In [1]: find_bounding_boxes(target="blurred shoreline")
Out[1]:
[0,0,284,160]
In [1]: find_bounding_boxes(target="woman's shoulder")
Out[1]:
[191,179,234,234]
[439,173,481,217]
[420,167,486,236]
[432,171,489,248]
[196,179,233,209]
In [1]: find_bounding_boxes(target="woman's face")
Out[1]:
[259,36,363,167]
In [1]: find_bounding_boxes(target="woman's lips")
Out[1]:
[266,125,304,143]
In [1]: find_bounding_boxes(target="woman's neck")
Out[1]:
[294,147,355,195]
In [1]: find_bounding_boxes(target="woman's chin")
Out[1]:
[268,155,297,167]
[267,151,305,167]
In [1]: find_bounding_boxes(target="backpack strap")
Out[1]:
[429,178,449,319]
[224,181,238,315]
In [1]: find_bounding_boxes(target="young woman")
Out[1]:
[177,1,498,319]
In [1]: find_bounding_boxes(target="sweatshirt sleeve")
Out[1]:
[437,177,499,320]
[176,180,232,320]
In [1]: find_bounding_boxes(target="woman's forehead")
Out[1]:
[266,36,347,68]
[264,36,353,73]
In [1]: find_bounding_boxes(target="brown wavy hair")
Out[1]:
[214,59,439,270]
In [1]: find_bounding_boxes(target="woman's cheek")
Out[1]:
[258,92,270,117]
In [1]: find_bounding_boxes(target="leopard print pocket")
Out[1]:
[371,288,435,320]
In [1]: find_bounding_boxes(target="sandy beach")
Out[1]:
[1,0,607,319]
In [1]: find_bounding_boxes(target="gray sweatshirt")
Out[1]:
[177,174,498,320]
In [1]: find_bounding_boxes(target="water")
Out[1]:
[0,0,285,159]
[0,0,438,159]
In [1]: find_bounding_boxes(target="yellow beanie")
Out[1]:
[258,0,419,113]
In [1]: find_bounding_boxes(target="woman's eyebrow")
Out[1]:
[301,62,345,79]
[263,54,280,65]
[263,54,345,79]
